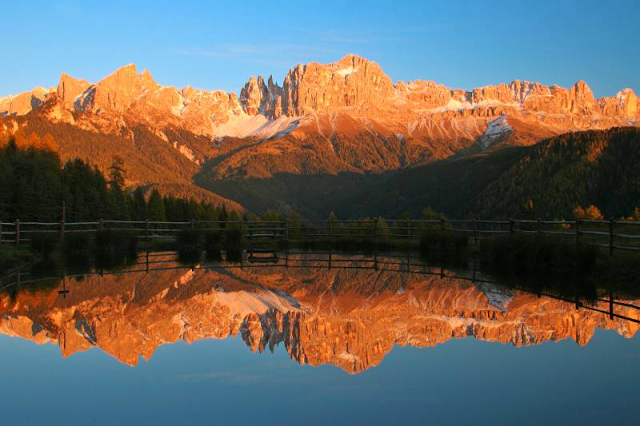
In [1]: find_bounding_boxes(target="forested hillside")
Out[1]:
[468,127,640,219]
[343,147,524,219]
[347,127,640,220]
[0,138,236,223]
[4,114,241,210]
[2,122,638,222]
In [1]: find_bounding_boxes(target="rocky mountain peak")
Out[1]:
[614,88,639,116]
[240,76,265,115]
[240,74,283,117]
[181,85,194,97]
[570,80,596,113]
[617,88,637,98]
[280,54,395,116]
[0,86,50,117]
[56,72,91,108]
[336,53,371,67]
[87,64,160,113]
[106,63,139,79]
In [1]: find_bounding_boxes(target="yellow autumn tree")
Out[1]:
[573,205,604,220]
[12,128,58,152]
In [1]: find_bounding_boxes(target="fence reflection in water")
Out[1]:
[1,249,638,325]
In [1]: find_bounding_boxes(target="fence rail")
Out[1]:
[2,217,640,254]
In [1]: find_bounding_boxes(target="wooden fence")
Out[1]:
[1,217,640,254]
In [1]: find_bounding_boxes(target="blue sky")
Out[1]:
[2,0,639,98]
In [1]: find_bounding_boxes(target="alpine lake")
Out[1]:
[0,250,638,425]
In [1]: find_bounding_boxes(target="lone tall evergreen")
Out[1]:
[108,156,126,189]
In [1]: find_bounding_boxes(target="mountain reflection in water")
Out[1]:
[0,253,638,374]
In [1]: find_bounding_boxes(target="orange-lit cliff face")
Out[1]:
[0,262,637,374]
[1,55,638,180]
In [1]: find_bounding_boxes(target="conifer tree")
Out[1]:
[147,189,166,221]
[108,156,126,190]
[131,187,147,220]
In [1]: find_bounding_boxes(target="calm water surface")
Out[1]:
[0,253,638,425]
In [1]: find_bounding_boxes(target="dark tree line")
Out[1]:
[468,127,640,219]
[0,140,231,223]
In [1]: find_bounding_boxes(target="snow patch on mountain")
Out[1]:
[336,351,360,362]
[172,93,188,116]
[480,284,514,312]
[335,66,358,77]
[427,99,520,114]
[0,94,15,105]
[215,289,300,318]
[211,114,300,140]
[211,114,268,138]
[616,88,635,107]
[256,116,301,139]
[172,141,199,164]
[479,115,512,149]
[75,86,95,112]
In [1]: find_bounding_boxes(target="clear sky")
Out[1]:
[2,0,639,98]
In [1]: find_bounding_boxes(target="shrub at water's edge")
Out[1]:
[476,235,640,299]
[419,230,469,264]
[204,230,223,260]
[29,233,59,260]
[95,230,138,269]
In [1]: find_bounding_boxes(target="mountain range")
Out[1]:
[1,55,639,217]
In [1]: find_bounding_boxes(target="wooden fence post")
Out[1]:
[328,220,333,269]
[406,219,411,269]
[537,218,542,235]
[98,218,104,232]
[145,219,150,240]
[609,218,614,255]
[609,291,614,320]
[284,218,289,241]
[473,218,478,245]
[575,219,580,244]
[440,218,445,232]
[509,219,514,235]
[373,218,378,269]
[15,219,20,246]
[59,201,66,240]
[239,220,244,267]
[284,218,289,268]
